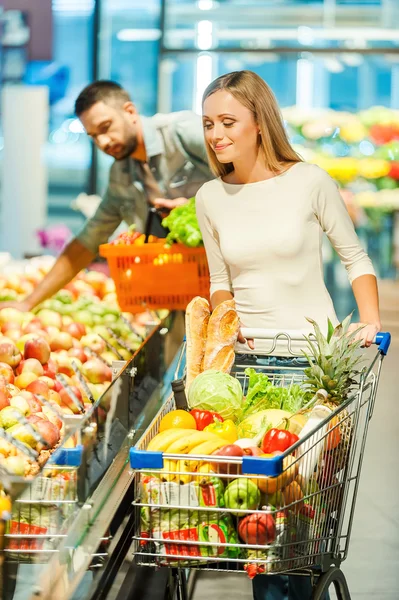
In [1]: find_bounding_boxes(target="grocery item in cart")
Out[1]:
[185,296,210,389]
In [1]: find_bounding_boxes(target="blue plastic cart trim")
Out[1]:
[375,332,391,356]
[130,448,163,469]
[242,454,283,477]
[49,445,83,467]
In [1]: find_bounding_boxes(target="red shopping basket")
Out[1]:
[99,242,210,313]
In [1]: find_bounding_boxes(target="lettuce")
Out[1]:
[162,198,203,247]
[188,370,243,422]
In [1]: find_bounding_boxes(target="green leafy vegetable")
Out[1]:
[162,197,203,247]
[188,370,243,422]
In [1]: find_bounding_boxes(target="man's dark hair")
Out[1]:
[75,81,131,116]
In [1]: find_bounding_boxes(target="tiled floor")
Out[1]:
[192,336,399,600]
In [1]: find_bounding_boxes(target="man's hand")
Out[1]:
[0,300,32,313]
[151,197,189,211]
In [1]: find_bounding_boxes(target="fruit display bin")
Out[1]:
[99,242,210,312]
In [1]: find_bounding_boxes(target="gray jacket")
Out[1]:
[77,111,213,254]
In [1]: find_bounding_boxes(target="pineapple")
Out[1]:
[302,314,363,407]
[302,314,364,473]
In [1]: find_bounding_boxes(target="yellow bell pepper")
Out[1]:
[204,419,238,444]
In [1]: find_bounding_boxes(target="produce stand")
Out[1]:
[0,315,180,600]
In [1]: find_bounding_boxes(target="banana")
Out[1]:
[166,431,220,455]
[188,439,227,457]
[174,459,199,484]
[147,428,196,452]
[160,458,178,482]
[195,462,217,485]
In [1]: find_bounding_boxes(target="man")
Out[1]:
[0,80,212,312]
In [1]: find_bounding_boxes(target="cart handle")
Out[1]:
[240,328,391,355]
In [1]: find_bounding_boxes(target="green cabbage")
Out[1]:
[188,370,243,422]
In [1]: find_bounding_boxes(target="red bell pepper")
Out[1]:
[189,409,223,431]
[261,428,299,454]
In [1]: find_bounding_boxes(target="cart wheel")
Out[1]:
[312,567,351,600]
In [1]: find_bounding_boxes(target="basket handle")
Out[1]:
[241,328,391,355]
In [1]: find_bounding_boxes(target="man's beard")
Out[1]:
[114,132,138,160]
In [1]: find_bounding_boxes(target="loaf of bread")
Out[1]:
[203,299,239,373]
[185,296,210,390]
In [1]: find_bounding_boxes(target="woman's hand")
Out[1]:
[237,328,255,350]
[348,322,380,348]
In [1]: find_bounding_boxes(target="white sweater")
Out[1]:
[195,162,375,346]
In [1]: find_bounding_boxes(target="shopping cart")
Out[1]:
[129,328,391,600]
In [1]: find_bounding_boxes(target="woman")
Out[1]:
[195,70,380,600]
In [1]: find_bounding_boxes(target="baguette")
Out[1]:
[203,299,239,373]
[185,296,210,390]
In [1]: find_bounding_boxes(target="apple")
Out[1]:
[6,328,24,343]
[54,355,75,377]
[63,322,86,340]
[0,308,25,326]
[0,406,24,429]
[82,358,112,384]
[238,513,276,546]
[16,358,44,377]
[35,419,60,450]
[0,363,15,384]
[68,347,88,363]
[80,334,106,355]
[58,385,83,414]
[42,359,58,379]
[242,447,264,457]
[38,376,55,390]
[24,337,51,365]
[19,392,43,413]
[27,414,44,425]
[1,322,22,335]
[36,309,62,329]
[212,445,245,476]
[23,318,45,335]
[85,270,107,295]
[224,479,260,516]
[4,455,26,476]
[49,331,74,352]
[62,315,74,327]
[14,372,38,390]
[26,380,50,400]
[48,390,62,406]
[0,338,22,368]
[6,384,20,397]
[42,406,63,430]
[10,395,30,416]
[0,390,10,410]
[73,310,94,328]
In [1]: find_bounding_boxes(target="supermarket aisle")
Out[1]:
[192,336,399,600]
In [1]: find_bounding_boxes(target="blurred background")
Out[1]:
[0,0,398,319]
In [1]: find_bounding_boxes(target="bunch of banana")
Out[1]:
[147,428,227,484]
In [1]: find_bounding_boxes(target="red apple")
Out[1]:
[63,322,86,340]
[59,385,83,414]
[55,356,75,377]
[82,358,112,384]
[19,391,43,413]
[14,372,38,390]
[211,445,244,475]
[68,347,88,364]
[42,359,58,379]
[0,363,15,384]
[49,332,74,352]
[1,322,21,335]
[0,389,10,410]
[26,380,50,400]
[27,414,44,425]
[35,419,60,450]
[24,337,51,365]
[42,407,63,430]
[16,358,44,377]
[23,319,45,335]
[0,338,22,368]
[48,390,62,406]
[38,376,55,390]
[242,447,264,457]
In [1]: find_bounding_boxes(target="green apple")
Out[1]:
[0,406,24,429]
[72,310,94,327]
[224,479,260,515]
[102,313,118,324]
[4,455,26,476]
[92,326,113,341]
[7,424,38,448]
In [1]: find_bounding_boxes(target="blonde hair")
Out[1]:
[202,70,302,178]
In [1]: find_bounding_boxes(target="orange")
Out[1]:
[159,410,197,432]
